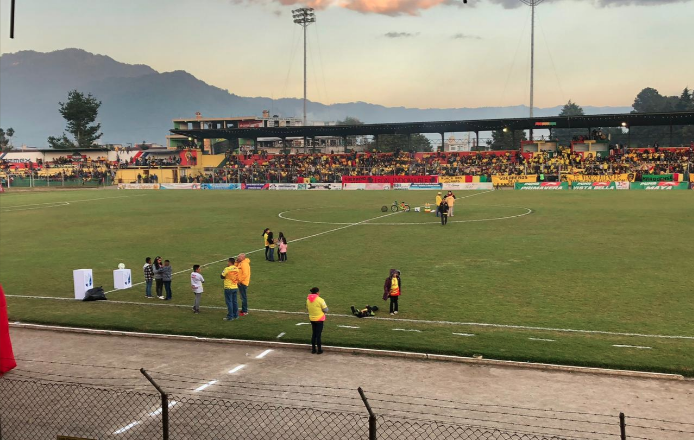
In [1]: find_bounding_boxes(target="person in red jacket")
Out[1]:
[0,284,17,375]
[383,269,401,316]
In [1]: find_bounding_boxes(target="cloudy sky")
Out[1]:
[0,0,692,109]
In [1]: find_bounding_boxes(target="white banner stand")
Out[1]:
[73,269,93,300]
[113,269,132,290]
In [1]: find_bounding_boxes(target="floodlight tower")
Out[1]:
[292,8,315,128]
[520,0,544,125]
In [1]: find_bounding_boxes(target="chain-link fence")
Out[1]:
[2,175,113,188]
[1,370,690,440]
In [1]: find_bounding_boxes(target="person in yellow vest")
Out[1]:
[435,192,442,217]
[383,269,401,316]
[262,228,270,261]
[445,191,456,217]
[220,257,240,321]
[306,287,328,354]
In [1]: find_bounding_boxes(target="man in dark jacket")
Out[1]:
[162,260,173,300]
[383,269,401,316]
[438,200,449,225]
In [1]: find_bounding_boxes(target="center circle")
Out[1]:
[278,205,533,226]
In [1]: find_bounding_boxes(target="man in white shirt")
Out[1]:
[190,265,205,314]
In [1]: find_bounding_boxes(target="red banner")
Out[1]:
[341,175,438,184]
[0,285,17,375]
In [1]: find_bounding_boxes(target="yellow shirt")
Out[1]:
[221,265,239,289]
[435,195,442,206]
[264,233,269,247]
[446,196,455,206]
[306,295,328,322]
[390,277,399,292]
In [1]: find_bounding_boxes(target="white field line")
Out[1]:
[104,209,402,294]
[452,333,475,337]
[113,421,140,434]
[277,332,286,339]
[228,365,246,374]
[8,294,694,341]
[529,338,555,342]
[1,194,147,212]
[255,349,273,359]
[337,325,360,329]
[613,345,652,349]
[194,380,218,392]
[393,329,422,333]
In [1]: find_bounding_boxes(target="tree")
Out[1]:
[675,87,693,112]
[487,129,527,151]
[559,100,584,117]
[48,90,103,149]
[630,87,691,146]
[376,134,432,153]
[0,128,14,152]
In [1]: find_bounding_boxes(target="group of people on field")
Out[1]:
[143,256,173,300]
[262,228,288,262]
[435,191,457,225]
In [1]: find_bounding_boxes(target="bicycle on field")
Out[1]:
[390,200,410,212]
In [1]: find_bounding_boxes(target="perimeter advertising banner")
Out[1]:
[641,174,688,182]
[306,183,342,190]
[562,173,635,184]
[492,175,538,187]
[243,183,269,190]
[438,176,488,183]
[630,182,690,190]
[268,183,306,190]
[409,183,443,190]
[343,183,366,190]
[515,182,569,190]
[571,182,628,190]
[201,183,241,190]
[442,183,494,191]
[117,183,160,190]
[160,183,201,190]
[341,175,438,184]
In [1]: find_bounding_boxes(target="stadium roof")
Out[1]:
[170,112,694,140]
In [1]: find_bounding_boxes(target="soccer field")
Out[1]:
[1,188,693,376]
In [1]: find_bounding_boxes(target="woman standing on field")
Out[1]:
[262,228,270,261]
[383,269,401,316]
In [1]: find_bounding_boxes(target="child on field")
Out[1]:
[190,265,204,314]
[351,305,379,318]
[278,232,288,262]
[162,260,173,300]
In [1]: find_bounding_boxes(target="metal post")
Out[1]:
[441,133,445,152]
[669,124,673,147]
[530,1,535,121]
[303,22,307,128]
[10,0,15,38]
[141,369,169,440]
[358,387,376,440]
[619,412,626,440]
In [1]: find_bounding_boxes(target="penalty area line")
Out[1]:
[7,294,694,341]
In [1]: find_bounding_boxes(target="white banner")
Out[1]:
[118,183,160,190]
[268,183,305,190]
[160,183,201,190]
[306,183,342,190]
[442,182,494,191]
[365,183,391,190]
[343,183,366,190]
[393,183,411,190]
[615,181,630,190]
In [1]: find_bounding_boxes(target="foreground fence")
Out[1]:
[1,369,690,440]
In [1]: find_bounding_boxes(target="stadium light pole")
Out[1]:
[520,0,544,140]
[292,8,315,130]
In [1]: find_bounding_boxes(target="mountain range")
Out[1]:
[0,49,632,148]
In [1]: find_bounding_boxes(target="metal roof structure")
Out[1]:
[171,112,694,140]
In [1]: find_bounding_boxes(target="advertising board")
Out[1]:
[441,183,494,191]
[306,183,342,190]
[515,182,569,190]
[268,183,305,190]
[243,183,269,190]
[201,183,241,190]
[409,184,443,190]
[630,182,690,190]
[117,183,160,190]
[159,183,201,190]
[341,175,438,184]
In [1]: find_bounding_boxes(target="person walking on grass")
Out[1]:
[221,257,240,321]
[153,256,164,299]
[236,253,251,317]
[162,260,173,300]
[263,228,270,261]
[267,231,276,262]
[438,199,449,226]
[383,269,401,316]
[278,232,288,262]
[190,264,204,314]
[306,287,328,354]
[143,257,154,298]
[446,191,456,217]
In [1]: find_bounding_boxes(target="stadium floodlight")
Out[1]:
[503,127,509,133]
[519,0,545,136]
[292,8,316,130]
[621,122,628,127]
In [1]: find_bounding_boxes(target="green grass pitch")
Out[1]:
[1,189,693,376]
